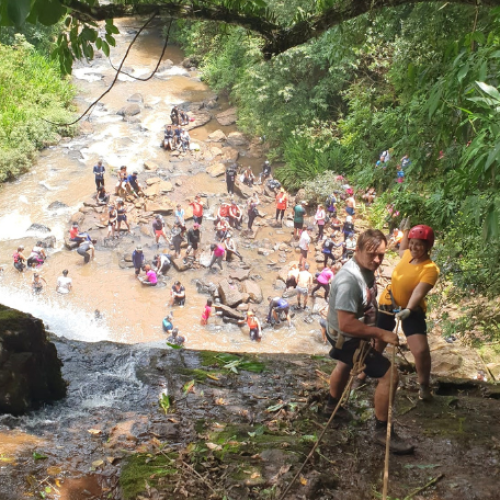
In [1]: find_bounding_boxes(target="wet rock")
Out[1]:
[214,303,245,321]
[171,258,191,272]
[227,131,250,148]
[194,279,218,296]
[145,184,160,197]
[229,268,250,281]
[282,288,297,298]
[206,162,226,178]
[64,237,79,250]
[79,206,93,214]
[146,177,161,185]
[41,236,57,249]
[27,223,51,233]
[0,305,66,415]
[241,280,263,304]
[220,147,239,162]
[145,201,174,215]
[205,99,218,109]
[247,138,263,159]
[208,130,227,142]
[187,112,211,130]
[144,160,159,171]
[125,116,141,124]
[118,103,141,116]
[182,57,197,68]
[67,149,83,160]
[218,279,244,307]
[47,201,68,211]
[175,180,182,187]
[80,121,94,135]
[210,146,223,158]
[158,181,173,193]
[216,107,237,126]
[258,248,273,256]
[233,180,254,199]
[140,225,152,237]
[127,93,144,103]
[158,60,173,71]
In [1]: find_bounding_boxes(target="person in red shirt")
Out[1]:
[189,195,204,225]
[275,188,288,222]
[228,201,242,229]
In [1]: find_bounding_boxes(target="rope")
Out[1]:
[382,319,399,500]
[278,341,370,500]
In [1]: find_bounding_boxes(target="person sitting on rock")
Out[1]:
[13,246,27,272]
[362,187,376,205]
[259,160,272,184]
[169,281,186,307]
[216,217,230,242]
[127,171,145,197]
[170,107,180,125]
[115,166,131,196]
[242,166,255,187]
[180,128,191,152]
[228,201,242,229]
[163,125,175,150]
[224,235,243,261]
[139,264,158,286]
[174,125,182,149]
[167,328,186,346]
[155,253,172,276]
[179,110,189,126]
[69,223,90,243]
[247,310,262,342]
[96,186,110,205]
[27,241,47,268]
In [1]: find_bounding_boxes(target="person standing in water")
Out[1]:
[56,269,72,294]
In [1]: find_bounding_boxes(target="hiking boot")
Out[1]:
[322,402,353,422]
[374,426,415,455]
[419,384,433,402]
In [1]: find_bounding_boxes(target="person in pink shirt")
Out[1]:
[315,204,327,241]
[201,299,213,325]
[311,265,334,298]
[139,264,158,286]
[208,243,225,271]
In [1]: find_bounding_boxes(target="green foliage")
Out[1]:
[0,37,76,181]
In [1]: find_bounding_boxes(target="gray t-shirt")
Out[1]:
[327,258,378,341]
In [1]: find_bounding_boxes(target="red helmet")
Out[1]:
[408,225,435,247]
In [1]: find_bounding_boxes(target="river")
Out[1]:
[0,18,327,356]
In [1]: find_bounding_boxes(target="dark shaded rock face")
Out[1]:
[0,305,66,415]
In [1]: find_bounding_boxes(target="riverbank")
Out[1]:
[1,334,499,500]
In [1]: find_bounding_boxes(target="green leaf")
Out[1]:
[101,41,110,57]
[7,0,31,26]
[36,0,66,26]
[265,402,285,412]
[476,81,500,102]
[33,452,48,461]
[182,380,195,396]
[159,393,171,414]
[484,142,500,172]
[166,342,182,349]
[105,34,116,47]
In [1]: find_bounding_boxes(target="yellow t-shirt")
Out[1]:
[379,249,439,311]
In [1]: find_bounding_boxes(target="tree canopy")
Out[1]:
[1,0,500,72]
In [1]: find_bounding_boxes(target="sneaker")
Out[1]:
[418,384,433,402]
[374,427,415,455]
[322,403,353,422]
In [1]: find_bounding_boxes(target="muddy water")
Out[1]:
[0,19,326,355]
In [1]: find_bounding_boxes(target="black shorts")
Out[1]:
[327,336,390,379]
[377,308,427,337]
[300,249,308,259]
[193,216,203,224]
[294,221,304,229]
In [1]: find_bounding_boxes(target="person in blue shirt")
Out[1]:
[162,314,174,333]
[93,160,105,190]
[267,296,291,327]
[127,171,144,197]
[132,246,145,278]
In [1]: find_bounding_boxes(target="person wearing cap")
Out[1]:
[152,215,169,249]
[132,246,145,278]
[186,223,201,260]
[139,264,158,286]
[56,269,72,294]
[342,215,355,241]
[189,195,204,225]
[12,246,27,272]
[247,310,262,342]
[298,226,312,267]
[107,203,117,239]
[345,189,356,217]
[127,171,144,197]
[275,188,288,223]
[377,224,440,401]
[32,273,47,295]
[228,201,242,229]
[169,281,186,307]
[296,262,313,310]
[93,160,105,190]
[167,328,186,346]
[293,201,307,240]
[259,160,272,184]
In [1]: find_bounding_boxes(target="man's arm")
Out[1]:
[337,310,398,345]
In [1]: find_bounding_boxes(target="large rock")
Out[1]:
[218,279,244,308]
[144,183,160,197]
[233,180,254,199]
[214,303,245,321]
[220,147,239,162]
[216,107,237,126]
[80,121,93,135]
[64,237,79,250]
[146,177,161,186]
[241,280,263,304]
[0,305,66,415]
[159,181,173,193]
[27,223,51,234]
[206,162,226,178]
[127,93,144,103]
[171,258,191,272]
[229,268,250,281]
[144,160,159,171]
[207,130,227,142]
[118,103,141,116]
[186,113,212,130]
[226,131,249,148]
[145,201,174,215]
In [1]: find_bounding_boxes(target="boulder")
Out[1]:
[80,121,94,135]
[145,201,174,215]
[0,305,66,415]
[144,160,159,171]
[186,113,212,130]
[158,60,173,71]
[144,184,160,197]
[69,212,85,226]
[182,57,197,68]
[118,103,141,116]
[220,147,239,162]
[295,188,307,204]
[218,279,244,308]
[140,225,152,237]
[214,303,245,321]
[247,138,263,158]
[146,177,161,185]
[27,223,51,234]
[47,201,68,211]
[206,162,226,178]
[208,130,227,142]
[216,107,237,126]
[159,181,173,193]
[233,180,254,199]
[241,280,263,304]
[41,236,57,249]
[229,268,250,281]
[205,99,218,109]
[226,131,249,148]
[127,93,144,103]
[171,258,191,272]
[210,146,223,158]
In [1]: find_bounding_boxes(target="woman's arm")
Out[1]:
[406,282,434,311]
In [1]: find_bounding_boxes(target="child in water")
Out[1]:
[201,299,213,326]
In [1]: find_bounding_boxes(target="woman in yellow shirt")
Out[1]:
[378,224,439,401]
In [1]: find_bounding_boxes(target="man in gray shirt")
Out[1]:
[326,229,414,455]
